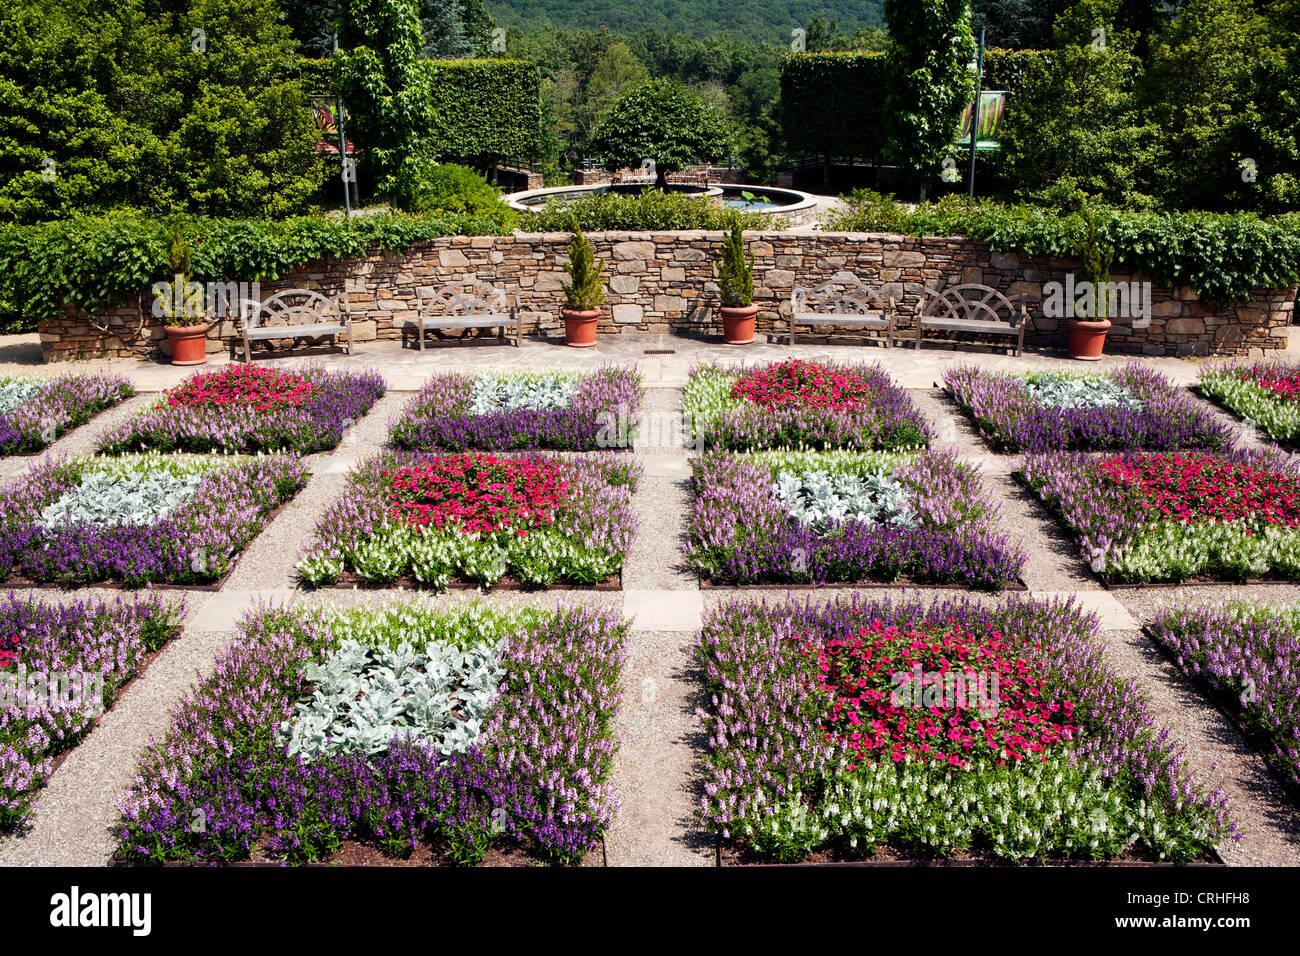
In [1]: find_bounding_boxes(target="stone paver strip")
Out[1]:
[1030,589,1139,630]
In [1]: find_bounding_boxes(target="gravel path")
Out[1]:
[3,348,1300,866]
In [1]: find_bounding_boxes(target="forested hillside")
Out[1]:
[485,0,883,41]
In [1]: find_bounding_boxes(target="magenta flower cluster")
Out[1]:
[1150,604,1300,792]
[685,450,1026,589]
[115,604,626,865]
[1,592,182,828]
[97,365,386,455]
[0,455,307,586]
[1021,444,1300,583]
[390,366,642,452]
[690,360,931,451]
[944,364,1231,453]
[697,594,1234,861]
[0,373,134,456]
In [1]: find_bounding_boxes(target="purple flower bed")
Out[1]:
[115,602,626,865]
[1149,602,1300,793]
[1,592,183,828]
[684,449,1025,589]
[0,373,134,456]
[96,365,386,455]
[944,364,1231,453]
[0,454,307,586]
[697,594,1234,862]
[390,366,642,451]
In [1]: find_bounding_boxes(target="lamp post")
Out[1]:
[332,33,355,216]
[966,26,986,201]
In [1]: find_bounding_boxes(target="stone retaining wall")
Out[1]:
[40,232,1296,361]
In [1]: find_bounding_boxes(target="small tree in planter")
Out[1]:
[590,79,732,188]
[1067,203,1115,361]
[715,214,756,345]
[561,220,606,347]
[153,219,211,366]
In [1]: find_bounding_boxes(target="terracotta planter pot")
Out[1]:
[1067,318,1111,361]
[561,308,600,348]
[719,304,758,345]
[165,323,211,366]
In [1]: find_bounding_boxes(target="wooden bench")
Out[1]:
[789,273,897,347]
[240,289,352,363]
[914,284,1027,356]
[409,280,520,349]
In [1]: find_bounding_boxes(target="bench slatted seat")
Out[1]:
[411,281,520,349]
[789,273,896,347]
[240,289,352,363]
[915,284,1027,356]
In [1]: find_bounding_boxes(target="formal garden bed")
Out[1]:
[1148,601,1300,802]
[96,365,386,456]
[0,373,134,457]
[683,358,930,451]
[697,594,1234,864]
[390,367,641,452]
[0,452,306,587]
[298,451,639,589]
[944,365,1231,453]
[114,601,625,865]
[685,448,1024,589]
[1,593,183,829]
[1021,448,1300,585]
[1199,362,1300,447]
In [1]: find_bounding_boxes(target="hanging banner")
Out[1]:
[310,95,355,155]
[956,91,1007,151]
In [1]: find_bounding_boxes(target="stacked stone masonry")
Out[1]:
[41,232,1296,361]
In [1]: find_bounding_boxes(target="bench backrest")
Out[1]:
[921,284,1024,323]
[416,280,514,318]
[792,273,893,315]
[244,289,349,330]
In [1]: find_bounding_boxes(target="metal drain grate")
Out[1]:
[643,348,676,354]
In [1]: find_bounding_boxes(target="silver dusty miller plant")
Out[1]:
[1024,374,1144,412]
[279,638,505,761]
[773,469,916,529]
[469,372,578,414]
[39,470,203,529]
[0,379,45,416]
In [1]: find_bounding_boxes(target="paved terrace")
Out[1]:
[1,330,1298,867]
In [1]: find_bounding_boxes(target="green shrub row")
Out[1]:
[823,191,1300,304]
[521,188,773,232]
[0,211,505,323]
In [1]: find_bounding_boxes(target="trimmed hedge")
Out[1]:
[298,57,540,164]
[417,59,541,162]
[780,48,1045,159]
[0,211,507,324]
[780,52,887,158]
[823,192,1300,305]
